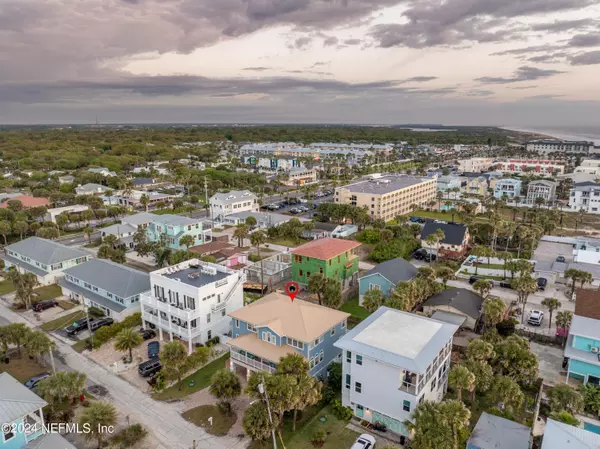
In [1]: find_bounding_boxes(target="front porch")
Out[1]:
[227,333,300,378]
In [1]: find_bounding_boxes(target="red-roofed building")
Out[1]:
[291,237,361,288]
[0,195,50,209]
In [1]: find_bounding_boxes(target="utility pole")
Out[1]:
[259,375,277,449]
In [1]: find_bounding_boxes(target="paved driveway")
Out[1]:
[529,341,566,386]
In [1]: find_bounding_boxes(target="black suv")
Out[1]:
[537,277,548,291]
[469,276,494,287]
[138,358,162,377]
[139,329,157,340]
[89,318,114,332]
[33,299,59,312]
[65,317,95,336]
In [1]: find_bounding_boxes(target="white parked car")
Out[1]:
[350,434,376,449]
[528,310,544,326]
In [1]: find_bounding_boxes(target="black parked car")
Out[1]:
[469,276,494,287]
[148,341,160,359]
[537,277,548,291]
[24,372,51,389]
[499,280,513,289]
[138,358,162,377]
[65,317,95,336]
[89,317,114,332]
[33,299,59,312]
[139,329,157,340]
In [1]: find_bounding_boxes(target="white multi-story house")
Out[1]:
[140,259,245,354]
[44,204,89,223]
[497,159,565,176]
[334,307,457,439]
[526,180,557,205]
[526,140,594,155]
[281,167,318,186]
[569,182,600,214]
[457,158,494,173]
[3,237,90,285]
[574,159,600,183]
[210,190,258,222]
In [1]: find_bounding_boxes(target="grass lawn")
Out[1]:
[0,278,15,295]
[71,340,88,353]
[0,355,47,382]
[412,210,463,222]
[473,262,505,270]
[153,353,230,401]
[40,310,86,331]
[340,299,371,320]
[32,284,63,302]
[460,271,505,281]
[57,300,76,310]
[182,404,236,436]
[265,237,309,248]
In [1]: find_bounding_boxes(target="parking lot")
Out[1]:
[261,190,334,216]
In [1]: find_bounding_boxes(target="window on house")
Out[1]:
[299,270,303,276]
[403,400,411,412]
[247,323,256,333]
[431,377,437,391]
[337,255,341,263]
[330,327,335,336]
[221,309,226,317]
[355,382,362,393]
[289,339,304,350]
[207,330,212,340]
[345,374,351,389]
[346,351,351,363]
[341,319,347,329]
[206,313,211,324]
[306,272,311,278]
[356,355,363,366]
[236,319,240,328]
[320,268,323,274]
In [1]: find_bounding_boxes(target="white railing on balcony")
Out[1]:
[143,313,201,339]
[211,273,244,313]
[230,350,276,374]
[141,293,194,320]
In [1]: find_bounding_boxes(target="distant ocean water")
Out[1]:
[503,126,600,145]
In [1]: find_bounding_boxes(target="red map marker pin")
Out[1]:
[285,281,299,302]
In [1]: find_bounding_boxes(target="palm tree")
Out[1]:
[513,275,538,323]
[6,322,30,356]
[434,228,445,259]
[579,270,593,289]
[114,327,143,361]
[83,226,94,243]
[541,297,561,330]
[293,373,322,431]
[37,371,86,404]
[424,234,439,264]
[362,289,385,312]
[564,268,581,299]
[306,272,327,306]
[435,267,456,289]
[448,365,475,402]
[466,339,494,362]
[79,401,117,449]
[209,369,242,414]
[497,251,513,279]
[556,311,573,346]
[491,375,524,412]
[441,400,471,449]
[179,234,195,250]
[160,341,189,390]
[233,224,249,247]
[250,230,267,291]
[12,221,28,240]
[0,220,11,245]
[408,401,454,449]
[25,330,56,373]
[473,279,491,298]
[7,270,39,310]
[470,245,487,274]
[483,297,506,330]
[140,193,150,211]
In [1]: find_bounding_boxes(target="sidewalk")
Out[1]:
[0,301,248,449]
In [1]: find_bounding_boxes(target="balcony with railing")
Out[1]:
[399,371,419,395]
[230,349,277,374]
[143,311,201,339]
[141,292,195,320]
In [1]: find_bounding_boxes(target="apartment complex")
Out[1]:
[526,180,557,205]
[457,158,494,173]
[569,182,600,214]
[227,292,349,378]
[281,167,318,186]
[497,159,566,176]
[334,307,457,438]
[140,259,245,353]
[493,178,522,199]
[209,190,258,222]
[59,259,149,320]
[146,215,211,250]
[526,139,594,154]
[334,174,436,221]
[574,159,600,183]
[241,156,304,171]
[3,237,90,285]
[436,175,461,192]
[239,142,390,160]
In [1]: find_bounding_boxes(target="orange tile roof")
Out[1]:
[0,196,50,209]
[291,237,361,260]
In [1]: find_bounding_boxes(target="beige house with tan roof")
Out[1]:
[227,292,350,378]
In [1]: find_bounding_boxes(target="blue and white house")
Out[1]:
[59,258,150,321]
[227,292,350,379]
[436,175,462,193]
[0,373,75,449]
[334,307,457,437]
[493,178,522,200]
[146,215,211,250]
[565,320,600,385]
[359,258,418,305]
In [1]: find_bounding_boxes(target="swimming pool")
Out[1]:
[583,421,600,435]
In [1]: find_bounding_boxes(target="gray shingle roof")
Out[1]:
[121,212,155,227]
[423,288,484,320]
[421,222,468,246]
[361,257,418,285]
[151,214,201,227]
[211,190,257,205]
[5,237,89,265]
[75,183,111,193]
[23,433,77,449]
[542,418,600,449]
[63,258,150,299]
[334,307,458,373]
[58,279,128,313]
[468,412,530,449]
[101,223,137,236]
[0,373,47,424]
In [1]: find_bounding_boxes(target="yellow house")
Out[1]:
[465,177,488,196]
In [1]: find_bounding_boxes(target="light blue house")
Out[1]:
[493,178,522,199]
[227,292,350,379]
[0,373,76,449]
[565,313,600,386]
[147,214,211,250]
[359,258,418,305]
[437,175,462,193]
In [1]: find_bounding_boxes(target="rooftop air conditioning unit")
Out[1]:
[591,347,599,353]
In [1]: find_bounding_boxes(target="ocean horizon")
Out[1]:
[503,126,600,145]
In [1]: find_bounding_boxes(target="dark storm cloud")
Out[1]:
[569,33,600,47]
[569,50,600,65]
[476,66,565,84]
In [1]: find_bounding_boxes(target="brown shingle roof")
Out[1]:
[291,237,360,260]
[189,241,233,256]
[575,288,600,320]
[228,292,350,342]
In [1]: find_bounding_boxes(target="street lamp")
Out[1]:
[258,376,277,449]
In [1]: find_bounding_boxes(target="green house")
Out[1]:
[291,237,361,288]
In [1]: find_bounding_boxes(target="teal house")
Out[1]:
[146,215,211,250]
[0,373,76,449]
[358,258,418,306]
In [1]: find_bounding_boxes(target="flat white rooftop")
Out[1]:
[353,310,442,360]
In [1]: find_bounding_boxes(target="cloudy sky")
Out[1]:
[1,0,600,126]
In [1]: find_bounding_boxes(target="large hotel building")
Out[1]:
[334,174,437,221]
